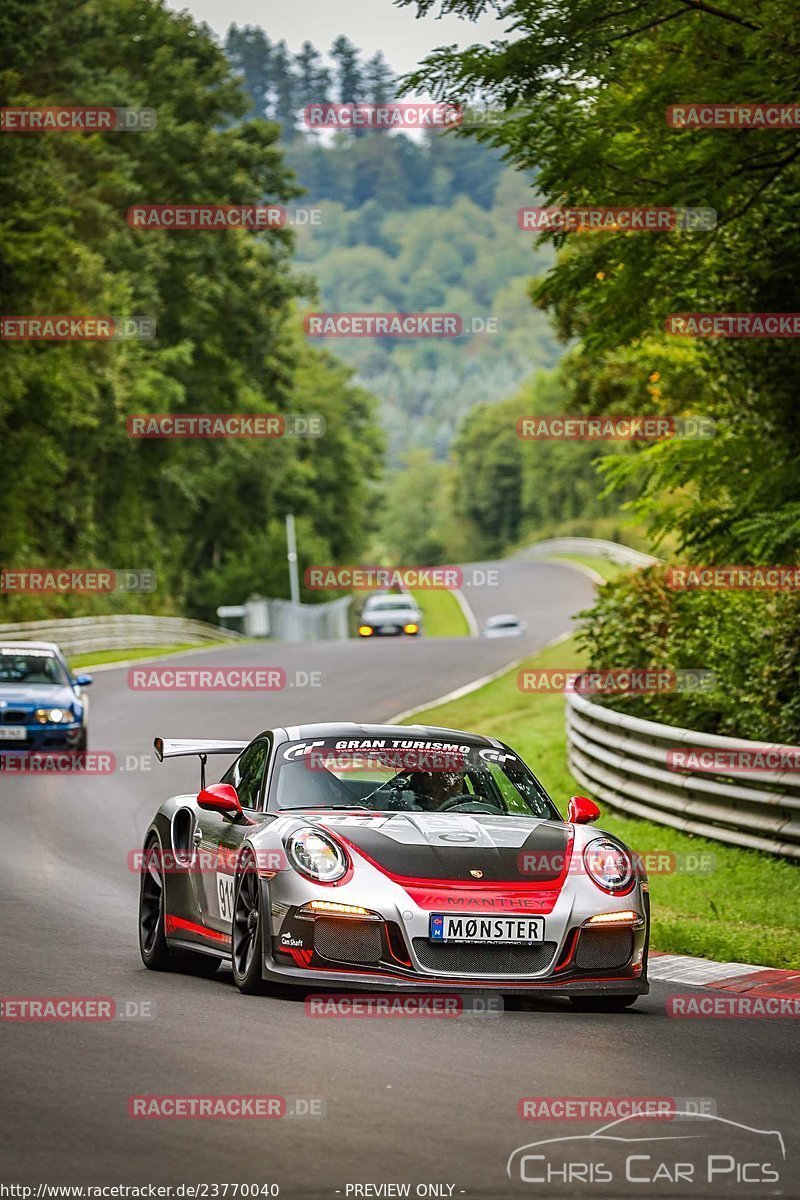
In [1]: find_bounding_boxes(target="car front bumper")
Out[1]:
[0,721,84,752]
[260,874,649,994]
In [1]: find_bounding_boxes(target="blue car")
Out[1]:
[0,642,93,752]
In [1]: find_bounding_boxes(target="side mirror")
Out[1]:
[568,795,601,825]
[198,783,243,818]
[74,674,93,687]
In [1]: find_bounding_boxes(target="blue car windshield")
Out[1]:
[0,649,69,686]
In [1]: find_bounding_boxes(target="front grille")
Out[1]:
[314,918,383,965]
[0,710,29,725]
[575,928,633,971]
[413,939,557,976]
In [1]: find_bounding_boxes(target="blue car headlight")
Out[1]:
[34,707,75,724]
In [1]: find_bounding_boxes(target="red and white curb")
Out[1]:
[649,950,800,999]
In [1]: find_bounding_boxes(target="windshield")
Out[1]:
[364,597,416,611]
[0,648,69,686]
[270,736,560,820]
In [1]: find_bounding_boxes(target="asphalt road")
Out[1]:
[1,559,797,1198]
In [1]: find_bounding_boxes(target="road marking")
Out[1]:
[453,587,479,638]
[388,631,573,723]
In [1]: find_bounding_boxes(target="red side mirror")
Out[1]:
[568,795,601,825]
[197,783,243,817]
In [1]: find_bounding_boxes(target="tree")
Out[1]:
[270,40,300,135]
[294,40,332,110]
[224,25,273,118]
[398,0,800,563]
[364,51,395,105]
[330,35,363,103]
[0,0,384,621]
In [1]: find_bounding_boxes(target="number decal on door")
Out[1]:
[217,873,235,922]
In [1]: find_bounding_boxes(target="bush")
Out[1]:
[577,567,800,743]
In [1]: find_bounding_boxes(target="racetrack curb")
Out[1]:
[649,951,800,998]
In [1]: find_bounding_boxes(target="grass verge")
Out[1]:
[400,635,800,968]
[547,553,630,583]
[69,642,212,669]
[412,589,471,638]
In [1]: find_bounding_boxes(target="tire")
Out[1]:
[139,839,173,971]
[138,838,220,977]
[569,994,639,1012]
[232,850,270,995]
[74,730,88,751]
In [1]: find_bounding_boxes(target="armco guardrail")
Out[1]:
[566,689,800,859]
[0,614,246,657]
[522,537,660,568]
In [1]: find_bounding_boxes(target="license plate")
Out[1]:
[0,727,27,740]
[429,914,545,944]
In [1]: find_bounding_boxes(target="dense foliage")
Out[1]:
[222,27,563,462]
[398,0,800,735]
[578,571,800,742]
[400,0,800,563]
[0,0,383,621]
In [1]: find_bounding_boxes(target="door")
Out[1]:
[194,736,273,933]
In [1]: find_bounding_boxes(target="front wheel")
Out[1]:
[569,994,639,1012]
[232,851,269,994]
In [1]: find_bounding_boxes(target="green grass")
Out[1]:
[412,589,471,638]
[400,635,800,968]
[547,553,629,583]
[69,642,209,669]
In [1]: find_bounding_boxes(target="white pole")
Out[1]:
[286,513,300,604]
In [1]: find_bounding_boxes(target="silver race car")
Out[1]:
[138,723,649,1009]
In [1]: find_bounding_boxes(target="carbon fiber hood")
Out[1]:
[314,812,571,883]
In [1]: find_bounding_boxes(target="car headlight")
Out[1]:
[583,838,634,893]
[286,828,348,883]
[34,708,73,724]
